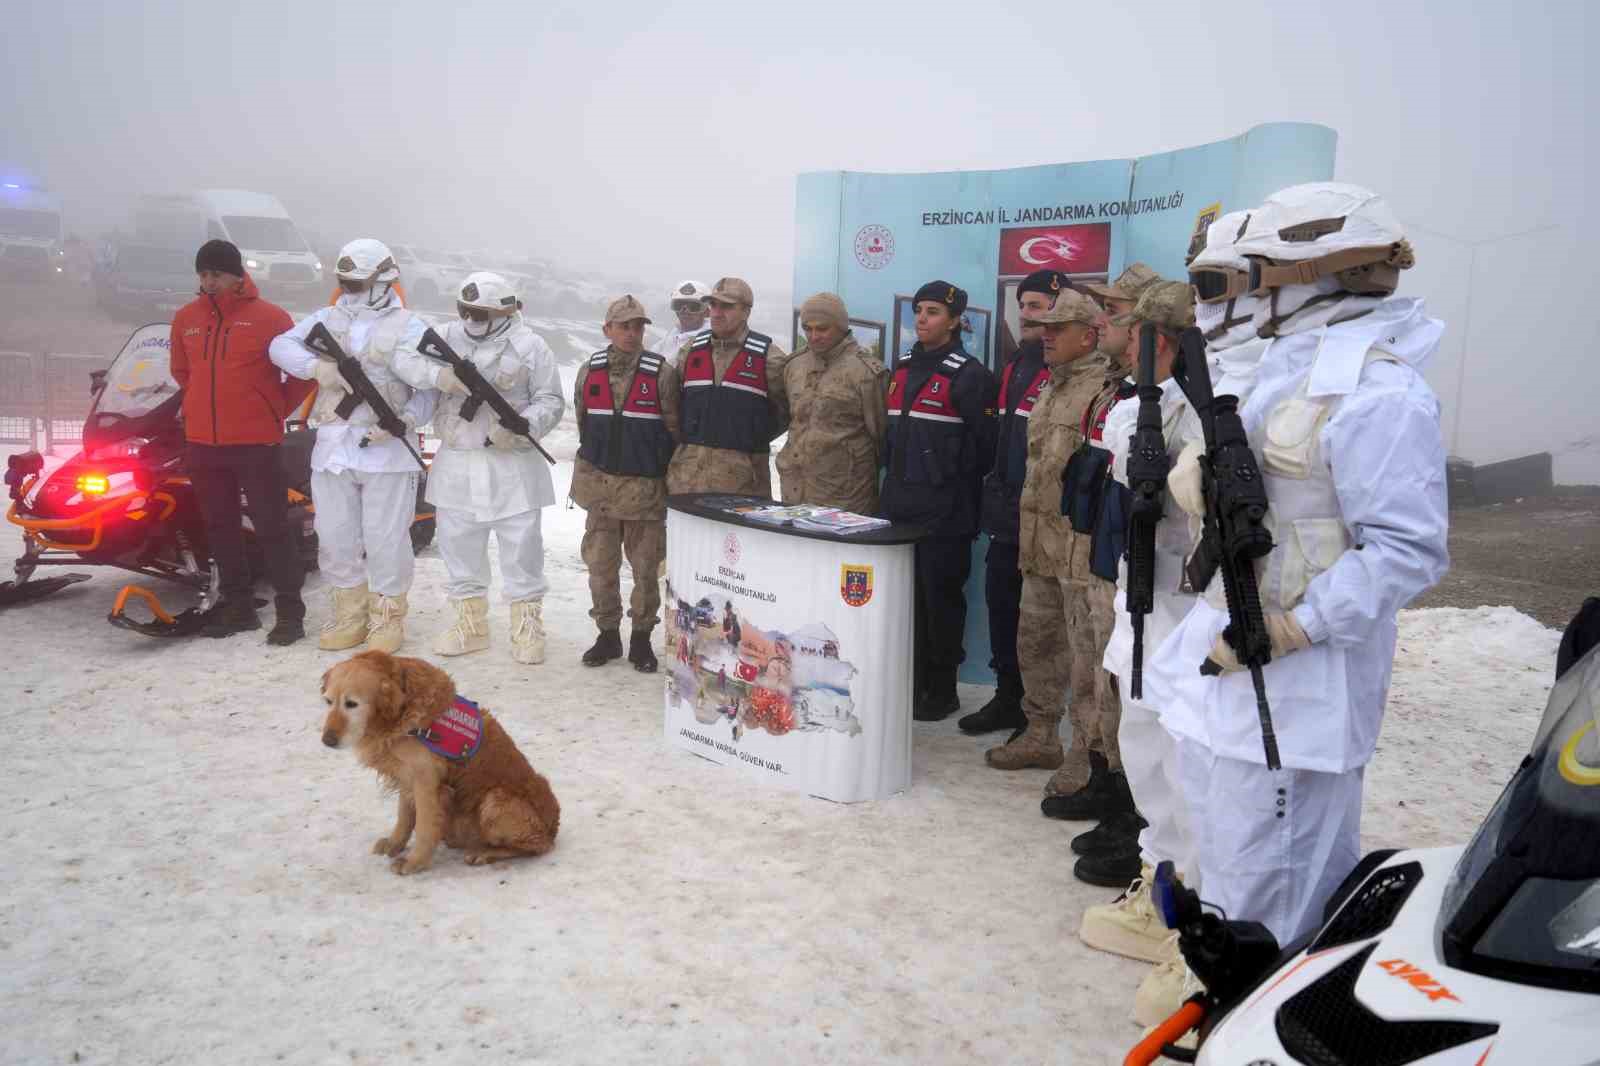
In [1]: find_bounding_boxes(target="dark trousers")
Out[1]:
[984,537,1023,689]
[187,443,304,618]
[913,535,973,692]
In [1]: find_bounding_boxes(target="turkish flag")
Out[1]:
[997,223,1111,276]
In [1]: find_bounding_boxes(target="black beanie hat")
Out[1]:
[195,239,245,277]
[1017,269,1069,302]
[913,279,967,317]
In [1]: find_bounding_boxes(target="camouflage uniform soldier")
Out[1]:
[986,290,1112,772]
[665,277,791,497]
[1036,264,1167,810]
[776,292,887,514]
[573,295,681,672]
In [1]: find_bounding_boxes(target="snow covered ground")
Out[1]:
[0,449,1567,1065]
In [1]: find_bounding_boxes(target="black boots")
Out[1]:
[1074,841,1145,887]
[1041,765,1135,821]
[913,668,960,721]
[957,670,1026,735]
[582,628,623,667]
[1071,810,1148,856]
[628,630,658,673]
[203,598,261,638]
[267,615,306,646]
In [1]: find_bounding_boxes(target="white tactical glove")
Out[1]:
[1205,613,1312,674]
[488,422,535,450]
[1169,439,1207,517]
[435,367,471,396]
[312,360,346,391]
[363,426,394,445]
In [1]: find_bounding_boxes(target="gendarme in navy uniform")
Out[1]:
[880,279,998,721]
[963,269,1065,737]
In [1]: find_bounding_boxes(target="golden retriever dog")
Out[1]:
[320,650,560,875]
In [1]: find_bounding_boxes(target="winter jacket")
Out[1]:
[169,275,300,446]
[879,341,997,537]
[666,327,791,498]
[571,346,682,520]
[1017,352,1109,579]
[776,335,888,514]
[980,339,1048,542]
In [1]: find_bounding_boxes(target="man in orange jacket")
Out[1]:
[169,239,308,643]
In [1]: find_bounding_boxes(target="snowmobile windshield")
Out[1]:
[1438,644,1600,993]
[94,324,180,420]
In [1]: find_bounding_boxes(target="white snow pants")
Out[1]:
[436,506,546,603]
[1117,672,1197,890]
[1177,737,1363,946]
[311,468,417,596]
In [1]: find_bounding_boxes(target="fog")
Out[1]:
[4,0,1595,479]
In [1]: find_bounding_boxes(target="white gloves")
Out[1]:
[1169,439,1207,517]
[363,427,394,445]
[435,367,471,396]
[312,360,346,391]
[1206,613,1312,673]
[489,423,535,450]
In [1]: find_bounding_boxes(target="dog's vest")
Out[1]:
[409,695,484,761]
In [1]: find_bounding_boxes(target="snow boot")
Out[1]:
[318,584,369,650]
[434,596,490,657]
[1045,745,1107,799]
[914,668,960,721]
[628,629,658,673]
[1071,809,1148,856]
[366,592,407,654]
[957,670,1025,734]
[583,628,623,667]
[984,708,1064,770]
[510,599,546,665]
[1079,865,1176,964]
[203,597,261,638]
[1134,944,1204,1028]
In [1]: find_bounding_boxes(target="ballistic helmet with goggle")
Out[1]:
[455,271,521,340]
[1235,182,1415,298]
[334,238,400,284]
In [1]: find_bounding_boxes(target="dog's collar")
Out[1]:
[409,696,483,762]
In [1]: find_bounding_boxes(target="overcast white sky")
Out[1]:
[3,0,1596,474]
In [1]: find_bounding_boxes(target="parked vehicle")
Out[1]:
[0,181,66,282]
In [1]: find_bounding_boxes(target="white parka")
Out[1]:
[1145,298,1449,773]
[269,297,435,475]
[392,317,565,522]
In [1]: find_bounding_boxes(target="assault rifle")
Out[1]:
[1170,327,1282,770]
[303,321,425,470]
[1124,324,1169,701]
[416,327,555,465]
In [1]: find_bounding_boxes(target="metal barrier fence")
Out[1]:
[43,354,111,451]
[0,350,40,447]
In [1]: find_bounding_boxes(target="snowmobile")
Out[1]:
[1128,597,1600,1066]
[2,322,435,635]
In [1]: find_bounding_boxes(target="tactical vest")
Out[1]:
[679,329,775,454]
[994,350,1050,484]
[309,304,412,427]
[882,349,979,528]
[1205,350,1400,615]
[577,349,675,477]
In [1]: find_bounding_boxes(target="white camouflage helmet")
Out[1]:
[1189,209,1265,347]
[1237,183,1415,337]
[668,279,709,308]
[334,238,400,284]
[456,271,521,340]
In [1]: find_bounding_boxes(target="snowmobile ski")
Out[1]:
[106,584,208,638]
[0,573,92,608]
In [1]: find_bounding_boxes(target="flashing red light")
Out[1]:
[75,473,110,495]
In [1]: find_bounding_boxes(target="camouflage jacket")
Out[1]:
[1018,352,1111,579]
[775,336,887,514]
[570,347,681,520]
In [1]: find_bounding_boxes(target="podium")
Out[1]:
[662,494,920,802]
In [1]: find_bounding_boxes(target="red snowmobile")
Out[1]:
[1,323,434,635]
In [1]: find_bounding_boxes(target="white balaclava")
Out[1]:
[1249,275,1382,338]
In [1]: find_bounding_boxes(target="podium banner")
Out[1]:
[663,507,914,802]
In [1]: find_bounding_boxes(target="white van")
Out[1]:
[194,189,324,304]
[0,182,66,281]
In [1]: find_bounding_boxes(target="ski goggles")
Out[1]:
[1188,265,1253,304]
